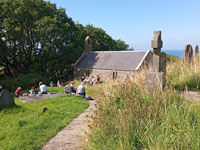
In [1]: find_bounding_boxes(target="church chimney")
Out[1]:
[85,36,92,52]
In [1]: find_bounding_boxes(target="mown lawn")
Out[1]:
[0,88,88,150]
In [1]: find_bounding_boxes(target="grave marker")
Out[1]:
[195,45,199,57]
[0,90,15,110]
[183,44,193,63]
[146,31,166,91]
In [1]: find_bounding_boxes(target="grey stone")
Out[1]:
[184,44,193,63]
[0,90,15,109]
[151,31,163,55]
[146,31,166,92]
[160,52,166,73]
[195,45,199,56]
[152,54,160,72]
[146,72,165,91]
[85,36,92,52]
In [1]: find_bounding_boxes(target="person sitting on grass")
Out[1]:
[29,86,37,96]
[81,76,85,82]
[68,82,76,94]
[39,82,47,94]
[96,75,100,84]
[50,81,54,87]
[0,86,2,93]
[84,77,90,84]
[91,76,95,85]
[15,87,22,97]
[77,82,86,98]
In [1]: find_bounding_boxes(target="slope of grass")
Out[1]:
[85,68,200,149]
[0,89,88,150]
[167,57,200,91]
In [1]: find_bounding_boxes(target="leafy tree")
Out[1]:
[0,0,81,78]
[114,39,129,50]
[81,24,129,51]
[0,0,129,80]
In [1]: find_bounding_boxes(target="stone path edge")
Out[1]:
[42,99,97,150]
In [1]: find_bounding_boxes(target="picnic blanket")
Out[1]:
[20,92,66,102]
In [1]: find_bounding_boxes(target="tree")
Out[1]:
[0,0,81,78]
[82,24,129,51]
[0,0,129,79]
[114,39,129,50]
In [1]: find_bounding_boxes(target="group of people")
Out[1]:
[65,81,86,98]
[14,82,47,97]
[81,75,101,85]
[13,75,101,98]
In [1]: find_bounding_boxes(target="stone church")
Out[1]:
[74,36,153,80]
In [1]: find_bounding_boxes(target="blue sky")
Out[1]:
[46,0,200,50]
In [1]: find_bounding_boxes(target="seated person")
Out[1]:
[96,75,100,83]
[39,82,47,94]
[68,82,76,94]
[15,87,22,97]
[91,76,95,85]
[81,76,85,82]
[29,86,37,96]
[84,77,90,84]
[0,86,2,93]
[77,82,86,98]
[50,81,54,87]
[59,82,64,87]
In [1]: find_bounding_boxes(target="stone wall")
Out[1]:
[74,68,135,81]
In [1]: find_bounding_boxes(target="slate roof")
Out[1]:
[75,50,151,71]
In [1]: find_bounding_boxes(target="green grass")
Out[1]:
[85,70,200,150]
[0,87,88,150]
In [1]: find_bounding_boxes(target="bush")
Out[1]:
[0,73,47,92]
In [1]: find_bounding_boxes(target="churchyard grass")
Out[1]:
[167,57,200,91]
[0,88,88,150]
[84,60,200,149]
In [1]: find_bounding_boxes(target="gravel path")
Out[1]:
[42,99,97,150]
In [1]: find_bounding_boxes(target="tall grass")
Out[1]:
[85,59,200,150]
[167,57,200,91]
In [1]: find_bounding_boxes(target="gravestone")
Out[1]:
[146,72,164,91]
[85,36,92,52]
[183,44,193,63]
[195,45,199,57]
[146,31,166,91]
[0,90,15,110]
[160,52,167,73]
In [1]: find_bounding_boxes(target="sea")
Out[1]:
[162,50,184,58]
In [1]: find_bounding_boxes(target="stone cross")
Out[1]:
[0,90,15,110]
[146,31,166,91]
[151,31,163,55]
[195,45,199,57]
[85,36,92,52]
[183,44,193,63]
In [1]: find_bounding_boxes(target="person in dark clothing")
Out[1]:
[0,86,2,93]
[81,76,85,82]
[68,82,76,94]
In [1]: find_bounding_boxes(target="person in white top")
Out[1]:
[39,82,47,94]
[91,76,95,85]
[77,82,86,98]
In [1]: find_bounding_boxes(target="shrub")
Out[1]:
[0,73,47,92]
